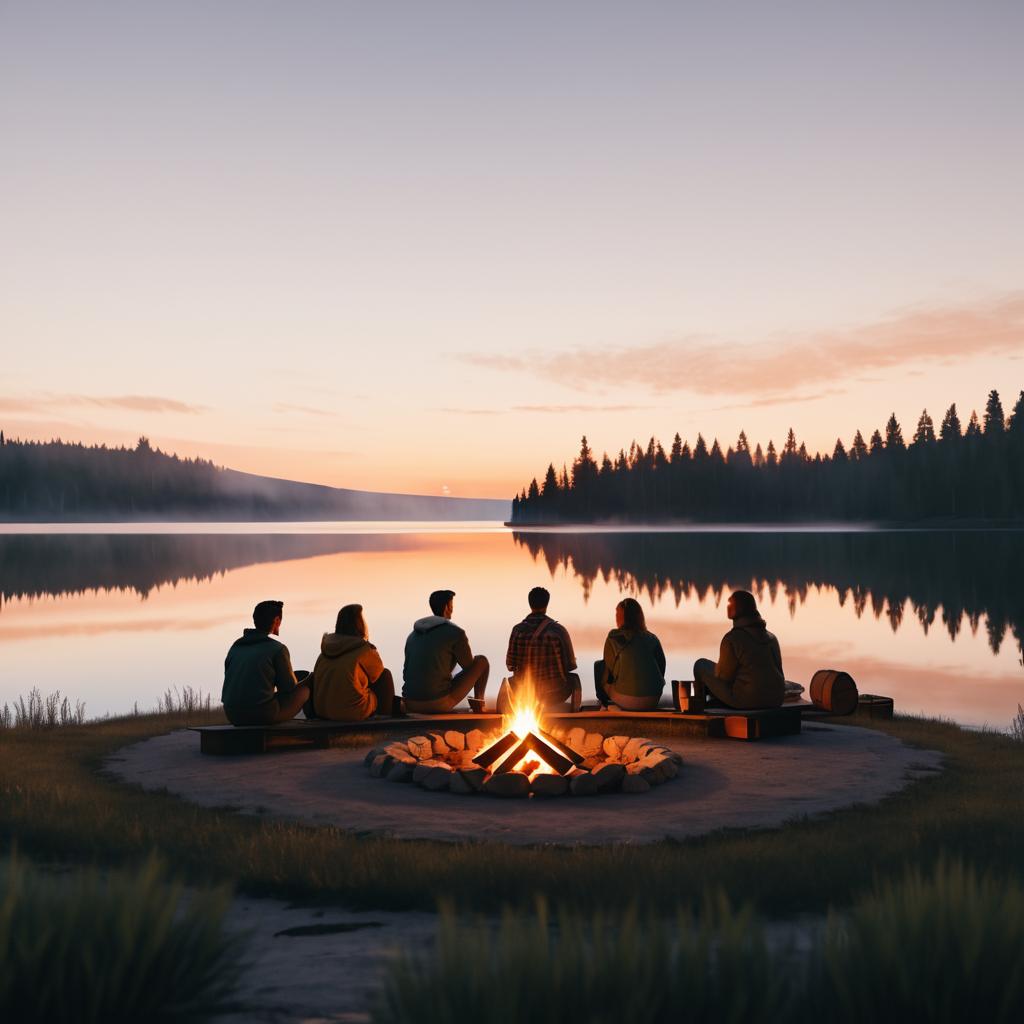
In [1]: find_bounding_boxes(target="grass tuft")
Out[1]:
[374,862,1024,1024]
[0,856,244,1023]
[0,687,86,731]
[1010,703,1024,743]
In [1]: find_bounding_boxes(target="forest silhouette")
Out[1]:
[511,389,1024,523]
[514,529,1024,657]
[0,435,502,520]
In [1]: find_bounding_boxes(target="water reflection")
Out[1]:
[513,530,1024,657]
[0,533,419,604]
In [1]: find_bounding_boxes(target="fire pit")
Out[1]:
[364,690,682,798]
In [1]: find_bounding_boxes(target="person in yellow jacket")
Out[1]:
[309,604,397,720]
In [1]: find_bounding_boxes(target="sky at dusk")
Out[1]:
[2,1,1022,499]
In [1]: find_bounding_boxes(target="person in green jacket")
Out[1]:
[221,600,310,726]
[402,590,489,713]
[693,590,785,709]
[594,598,666,711]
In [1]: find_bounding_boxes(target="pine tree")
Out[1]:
[884,414,905,451]
[869,430,884,455]
[670,432,683,462]
[783,428,798,458]
[965,411,982,439]
[765,440,778,468]
[1009,391,1024,434]
[709,439,725,464]
[693,434,709,460]
[939,404,962,442]
[850,430,868,460]
[527,478,540,500]
[752,443,764,467]
[983,390,1005,434]
[541,463,559,499]
[833,438,847,462]
[912,410,936,447]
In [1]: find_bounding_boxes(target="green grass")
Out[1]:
[1,710,1022,915]
[372,862,1024,1024]
[0,856,243,1023]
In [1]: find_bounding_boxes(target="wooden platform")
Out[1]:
[193,703,811,755]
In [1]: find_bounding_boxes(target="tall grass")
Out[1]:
[0,857,244,1023]
[1010,703,1024,743]
[1,686,214,731]
[374,863,1024,1024]
[0,687,86,730]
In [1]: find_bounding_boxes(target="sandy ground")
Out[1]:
[105,724,942,846]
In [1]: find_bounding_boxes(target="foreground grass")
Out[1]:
[374,861,1024,1024]
[0,856,242,1023]
[1,711,1022,916]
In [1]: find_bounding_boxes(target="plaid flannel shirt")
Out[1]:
[505,613,577,689]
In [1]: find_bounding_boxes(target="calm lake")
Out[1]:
[1,523,1021,729]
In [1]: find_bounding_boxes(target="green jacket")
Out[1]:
[222,629,299,711]
[402,615,473,701]
[715,615,785,708]
[602,628,666,698]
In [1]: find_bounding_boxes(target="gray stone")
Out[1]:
[593,762,626,792]
[421,766,452,792]
[448,771,474,795]
[569,772,599,797]
[659,758,679,780]
[369,754,393,778]
[459,768,487,792]
[530,774,569,798]
[386,762,414,783]
[383,743,416,764]
[363,747,384,768]
[621,774,651,794]
[407,736,434,760]
[443,730,466,751]
[484,772,530,798]
[412,761,442,783]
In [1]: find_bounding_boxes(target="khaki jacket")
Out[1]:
[312,633,385,721]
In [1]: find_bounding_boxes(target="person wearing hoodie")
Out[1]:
[221,600,310,726]
[693,590,785,709]
[402,589,489,713]
[308,604,396,721]
[593,597,666,711]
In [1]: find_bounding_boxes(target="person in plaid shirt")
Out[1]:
[501,587,582,712]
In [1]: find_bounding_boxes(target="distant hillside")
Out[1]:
[0,436,509,521]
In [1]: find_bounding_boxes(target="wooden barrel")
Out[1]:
[809,669,859,716]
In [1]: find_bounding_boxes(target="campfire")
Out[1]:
[364,684,683,798]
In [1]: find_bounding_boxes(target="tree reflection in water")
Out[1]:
[513,530,1024,658]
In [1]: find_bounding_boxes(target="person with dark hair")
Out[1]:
[593,597,666,711]
[307,604,398,721]
[221,600,310,726]
[501,586,581,713]
[692,590,785,709]
[402,590,489,713]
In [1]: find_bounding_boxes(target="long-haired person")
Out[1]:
[593,597,666,711]
[308,604,397,720]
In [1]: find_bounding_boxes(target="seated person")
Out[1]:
[594,598,666,711]
[402,589,489,713]
[693,590,785,710]
[500,586,582,713]
[307,604,397,721]
[221,599,310,726]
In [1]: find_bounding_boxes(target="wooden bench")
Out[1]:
[191,703,818,755]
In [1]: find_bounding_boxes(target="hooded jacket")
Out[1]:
[715,614,785,708]
[221,629,298,711]
[311,632,385,721]
[601,627,666,698]
[402,615,473,701]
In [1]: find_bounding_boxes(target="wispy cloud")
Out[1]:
[272,402,339,418]
[0,393,207,415]
[457,293,1024,399]
[440,403,647,416]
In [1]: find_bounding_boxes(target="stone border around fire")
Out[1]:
[363,726,683,798]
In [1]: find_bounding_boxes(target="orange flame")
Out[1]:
[499,678,557,779]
